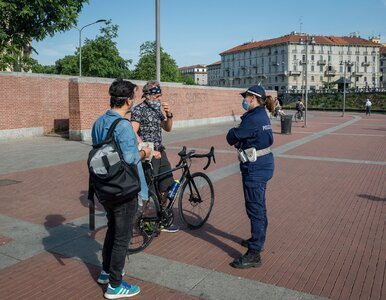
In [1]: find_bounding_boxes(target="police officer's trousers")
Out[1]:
[241,158,274,253]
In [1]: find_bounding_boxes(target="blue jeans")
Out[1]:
[240,154,274,253]
[102,198,137,287]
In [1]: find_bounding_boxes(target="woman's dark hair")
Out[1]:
[109,78,137,108]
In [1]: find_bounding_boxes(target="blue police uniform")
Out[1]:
[226,105,274,253]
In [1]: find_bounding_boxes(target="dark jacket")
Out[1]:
[226,105,273,151]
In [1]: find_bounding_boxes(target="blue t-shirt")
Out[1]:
[91,110,148,200]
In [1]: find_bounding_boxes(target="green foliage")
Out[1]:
[132,41,181,82]
[0,0,89,70]
[181,74,196,85]
[307,93,386,110]
[80,22,131,78]
[33,21,132,78]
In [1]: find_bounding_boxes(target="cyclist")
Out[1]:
[295,99,304,120]
[131,80,179,233]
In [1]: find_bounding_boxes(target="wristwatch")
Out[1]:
[166,113,173,119]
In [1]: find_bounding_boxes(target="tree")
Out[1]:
[80,22,131,78]
[0,0,89,71]
[132,41,181,82]
[32,22,132,78]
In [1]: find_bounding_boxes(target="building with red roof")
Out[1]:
[209,32,382,92]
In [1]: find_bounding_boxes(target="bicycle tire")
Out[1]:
[178,172,214,229]
[127,192,160,254]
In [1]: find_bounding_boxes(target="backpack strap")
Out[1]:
[105,118,125,140]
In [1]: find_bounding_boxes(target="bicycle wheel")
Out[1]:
[178,172,214,229]
[127,192,160,254]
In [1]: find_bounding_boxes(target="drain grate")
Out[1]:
[0,179,22,186]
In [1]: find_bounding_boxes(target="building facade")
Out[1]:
[178,64,207,85]
[207,61,221,86]
[210,32,381,92]
[379,46,386,90]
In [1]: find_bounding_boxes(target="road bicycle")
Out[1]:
[127,146,216,254]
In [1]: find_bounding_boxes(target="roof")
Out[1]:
[178,64,207,71]
[207,61,221,66]
[220,33,381,56]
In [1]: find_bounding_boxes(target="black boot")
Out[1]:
[231,250,262,269]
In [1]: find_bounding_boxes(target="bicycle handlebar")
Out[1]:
[176,146,216,170]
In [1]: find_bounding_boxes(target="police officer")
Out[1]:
[226,85,275,269]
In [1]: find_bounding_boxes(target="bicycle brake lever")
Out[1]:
[210,147,216,164]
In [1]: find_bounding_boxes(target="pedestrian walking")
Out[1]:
[365,98,372,116]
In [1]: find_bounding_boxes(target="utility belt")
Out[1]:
[237,147,271,163]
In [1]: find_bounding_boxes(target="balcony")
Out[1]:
[317,60,326,65]
[362,62,370,67]
[272,62,279,66]
[278,71,288,76]
[324,70,336,76]
[299,60,306,65]
[352,72,364,77]
[289,71,301,76]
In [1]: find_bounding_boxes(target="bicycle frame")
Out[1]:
[143,146,215,222]
[145,158,191,214]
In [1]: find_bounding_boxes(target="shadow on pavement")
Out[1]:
[42,214,104,293]
[357,194,386,202]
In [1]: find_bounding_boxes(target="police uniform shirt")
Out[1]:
[226,105,273,152]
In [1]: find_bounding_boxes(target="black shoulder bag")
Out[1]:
[87,118,140,206]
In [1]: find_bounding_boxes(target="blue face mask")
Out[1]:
[242,98,249,111]
[148,100,161,110]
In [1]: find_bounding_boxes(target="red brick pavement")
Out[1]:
[0,252,199,300]
[0,112,385,300]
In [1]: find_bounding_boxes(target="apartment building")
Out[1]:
[380,47,386,90]
[211,32,381,92]
[207,61,221,86]
[178,64,207,85]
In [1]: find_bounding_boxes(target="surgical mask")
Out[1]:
[148,100,161,110]
[127,99,136,114]
[242,98,249,111]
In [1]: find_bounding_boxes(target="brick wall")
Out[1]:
[0,72,70,138]
[0,72,276,140]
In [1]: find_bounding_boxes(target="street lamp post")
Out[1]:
[155,0,161,82]
[299,36,315,128]
[341,61,353,117]
[74,19,106,76]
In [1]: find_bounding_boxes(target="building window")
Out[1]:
[311,76,314,82]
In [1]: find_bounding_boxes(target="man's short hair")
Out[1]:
[109,78,137,108]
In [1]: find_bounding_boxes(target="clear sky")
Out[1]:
[32,0,386,69]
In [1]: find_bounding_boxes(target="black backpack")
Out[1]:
[87,118,140,205]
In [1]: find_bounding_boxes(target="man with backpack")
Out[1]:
[91,79,151,299]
